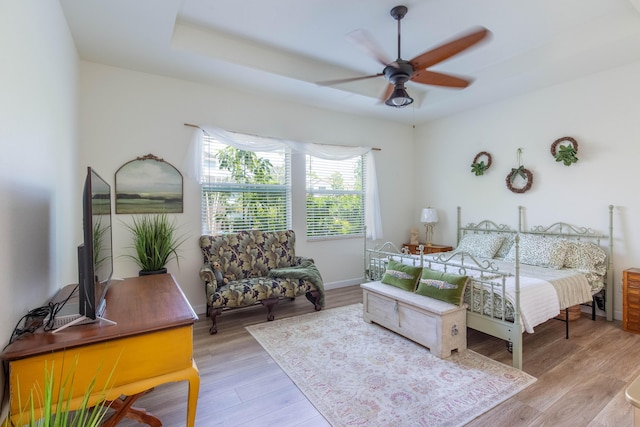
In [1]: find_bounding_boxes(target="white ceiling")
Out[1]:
[59,0,640,124]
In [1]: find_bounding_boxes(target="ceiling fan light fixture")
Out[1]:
[385,83,413,108]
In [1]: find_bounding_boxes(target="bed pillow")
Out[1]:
[454,234,505,259]
[415,268,469,307]
[381,260,422,291]
[563,241,607,275]
[505,235,568,269]
[494,234,515,259]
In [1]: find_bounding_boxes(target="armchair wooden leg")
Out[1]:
[209,308,222,334]
[261,297,279,321]
[306,290,322,311]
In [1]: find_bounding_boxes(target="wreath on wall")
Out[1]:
[506,148,533,193]
[470,151,492,176]
[550,136,579,166]
[506,166,533,193]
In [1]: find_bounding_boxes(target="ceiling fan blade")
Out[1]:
[316,73,383,86]
[346,29,394,67]
[411,70,471,88]
[378,83,394,104]
[409,27,490,70]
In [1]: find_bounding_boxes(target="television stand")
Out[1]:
[52,314,117,333]
[45,286,117,333]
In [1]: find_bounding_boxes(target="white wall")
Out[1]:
[0,0,79,416]
[78,62,415,314]
[414,60,640,320]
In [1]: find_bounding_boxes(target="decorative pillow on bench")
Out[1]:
[415,268,469,307]
[381,260,422,291]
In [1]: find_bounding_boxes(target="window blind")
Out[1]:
[201,136,291,234]
[306,154,365,238]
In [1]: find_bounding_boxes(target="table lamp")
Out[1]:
[421,208,439,246]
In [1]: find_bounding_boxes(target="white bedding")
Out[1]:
[499,275,559,333]
[493,259,595,309]
[424,260,559,333]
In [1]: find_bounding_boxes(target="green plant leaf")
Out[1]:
[554,144,578,166]
[12,356,114,426]
[470,161,487,176]
[122,214,188,272]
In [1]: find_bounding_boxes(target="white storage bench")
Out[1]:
[361,281,467,358]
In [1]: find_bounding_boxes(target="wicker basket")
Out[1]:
[557,305,581,321]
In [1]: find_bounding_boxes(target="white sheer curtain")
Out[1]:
[184,125,383,240]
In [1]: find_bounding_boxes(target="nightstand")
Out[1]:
[401,243,453,255]
[623,268,640,333]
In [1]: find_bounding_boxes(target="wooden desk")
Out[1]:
[1,274,199,426]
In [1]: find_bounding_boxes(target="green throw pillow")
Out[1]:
[381,260,422,291]
[416,268,469,306]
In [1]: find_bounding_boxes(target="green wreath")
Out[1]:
[471,151,492,176]
[551,137,579,166]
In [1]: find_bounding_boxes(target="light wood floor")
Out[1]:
[116,285,640,427]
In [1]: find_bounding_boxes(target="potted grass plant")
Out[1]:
[123,213,187,276]
[11,358,112,427]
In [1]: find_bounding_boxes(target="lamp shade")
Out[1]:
[421,208,438,223]
[384,84,414,108]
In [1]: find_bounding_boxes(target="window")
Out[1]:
[201,136,291,234]
[190,126,381,240]
[306,154,365,238]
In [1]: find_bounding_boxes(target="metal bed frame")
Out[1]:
[364,205,614,370]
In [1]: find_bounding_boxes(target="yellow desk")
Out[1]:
[1,274,199,426]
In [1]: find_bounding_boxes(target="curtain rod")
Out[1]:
[184,123,381,151]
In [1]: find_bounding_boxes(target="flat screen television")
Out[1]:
[79,166,113,319]
[50,167,115,332]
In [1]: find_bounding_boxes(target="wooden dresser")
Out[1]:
[623,268,640,333]
[402,243,453,255]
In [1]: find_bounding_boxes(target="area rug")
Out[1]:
[246,303,535,427]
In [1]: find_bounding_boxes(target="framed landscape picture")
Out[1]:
[115,154,183,214]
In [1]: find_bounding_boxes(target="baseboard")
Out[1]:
[193,303,207,317]
[324,277,364,290]
[580,304,621,321]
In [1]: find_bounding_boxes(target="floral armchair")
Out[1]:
[199,230,324,334]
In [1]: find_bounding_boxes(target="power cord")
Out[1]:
[42,285,79,332]
[3,285,79,350]
[2,285,81,415]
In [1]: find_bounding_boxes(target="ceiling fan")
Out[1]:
[319,5,490,108]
